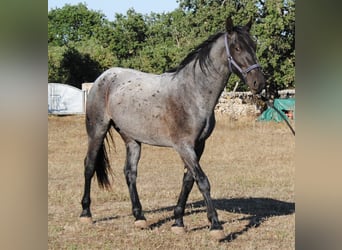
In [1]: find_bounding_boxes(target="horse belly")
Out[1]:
[109,91,173,147]
[114,110,172,146]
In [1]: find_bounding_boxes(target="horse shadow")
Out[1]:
[145,197,295,242]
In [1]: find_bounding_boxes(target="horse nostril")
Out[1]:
[254,81,257,87]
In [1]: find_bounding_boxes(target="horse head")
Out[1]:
[225,16,265,94]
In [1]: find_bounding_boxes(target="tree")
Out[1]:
[48,3,115,85]
[176,0,295,90]
[58,47,102,89]
[109,9,148,61]
[48,3,111,46]
[255,0,295,89]
[48,45,66,83]
[48,1,295,91]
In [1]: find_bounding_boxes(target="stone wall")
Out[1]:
[214,91,261,119]
[214,89,295,119]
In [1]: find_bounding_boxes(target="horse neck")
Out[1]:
[174,35,231,114]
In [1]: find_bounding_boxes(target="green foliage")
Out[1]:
[254,0,295,89]
[48,3,110,46]
[58,46,103,88]
[48,45,66,83]
[109,9,148,61]
[48,0,295,90]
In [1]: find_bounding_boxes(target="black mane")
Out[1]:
[166,32,225,74]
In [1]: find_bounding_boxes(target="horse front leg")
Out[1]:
[123,139,147,229]
[172,141,204,233]
[194,166,224,238]
[175,144,225,240]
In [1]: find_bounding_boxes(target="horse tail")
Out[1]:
[85,71,116,190]
[95,123,115,190]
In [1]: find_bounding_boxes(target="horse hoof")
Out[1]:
[134,220,148,229]
[171,226,186,235]
[79,216,93,224]
[209,229,225,240]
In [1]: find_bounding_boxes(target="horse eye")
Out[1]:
[235,47,240,52]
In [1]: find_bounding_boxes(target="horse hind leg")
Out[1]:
[80,114,113,223]
[121,137,147,229]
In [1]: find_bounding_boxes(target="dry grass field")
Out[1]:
[48,114,295,249]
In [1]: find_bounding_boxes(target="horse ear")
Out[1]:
[226,16,234,34]
[245,17,253,32]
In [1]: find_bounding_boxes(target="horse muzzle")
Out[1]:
[245,70,265,94]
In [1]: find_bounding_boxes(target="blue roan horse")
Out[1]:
[80,17,265,240]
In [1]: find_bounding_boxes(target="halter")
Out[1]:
[224,33,261,79]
